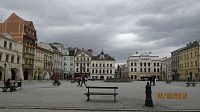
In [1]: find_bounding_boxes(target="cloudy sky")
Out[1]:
[1,0,200,63]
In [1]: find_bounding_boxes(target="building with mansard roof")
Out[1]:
[91,50,115,80]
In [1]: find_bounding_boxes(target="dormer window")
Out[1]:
[100,54,105,59]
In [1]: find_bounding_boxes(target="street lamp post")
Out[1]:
[4,63,6,83]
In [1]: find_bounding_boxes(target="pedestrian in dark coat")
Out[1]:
[80,76,87,87]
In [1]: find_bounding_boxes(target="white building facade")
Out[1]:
[161,57,172,81]
[127,52,161,80]
[74,48,92,78]
[91,51,115,80]
[63,48,75,79]
[0,33,23,81]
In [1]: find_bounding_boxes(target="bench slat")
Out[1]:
[86,86,118,89]
[84,92,118,95]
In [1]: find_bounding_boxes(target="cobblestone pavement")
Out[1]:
[0,80,200,111]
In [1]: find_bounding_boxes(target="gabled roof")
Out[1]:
[7,13,35,30]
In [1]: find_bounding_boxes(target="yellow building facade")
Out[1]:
[178,42,199,80]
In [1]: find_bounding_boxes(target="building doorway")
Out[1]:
[24,71,28,80]
[11,69,16,80]
[100,76,104,80]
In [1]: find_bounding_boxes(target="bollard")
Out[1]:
[145,82,154,107]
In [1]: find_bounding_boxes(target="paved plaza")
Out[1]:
[0,80,200,111]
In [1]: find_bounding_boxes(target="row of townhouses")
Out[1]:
[171,41,200,81]
[0,13,116,81]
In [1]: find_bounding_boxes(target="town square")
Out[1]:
[1,80,200,111]
[1,0,200,111]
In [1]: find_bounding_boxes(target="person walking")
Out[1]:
[80,76,87,87]
[76,77,81,87]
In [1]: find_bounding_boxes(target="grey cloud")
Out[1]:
[1,0,200,62]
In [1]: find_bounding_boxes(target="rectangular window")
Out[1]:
[107,64,109,67]
[96,70,98,73]
[110,70,112,74]
[76,68,78,72]
[134,68,137,72]
[87,68,89,72]
[96,64,98,67]
[103,64,105,67]
[6,54,9,62]
[131,62,133,66]
[4,41,7,48]
[148,63,150,66]
[144,63,146,67]
[110,64,112,67]
[140,68,142,72]
[134,63,137,66]
[92,69,94,73]
[87,63,89,67]
[157,68,160,72]
[9,43,12,50]
[148,68,150,72]
[70,63,73,66]
[92,64,94,67]
[131,68,133,72]
[157,63,159,66]
[11,55,14,63]
[140,63,142,66]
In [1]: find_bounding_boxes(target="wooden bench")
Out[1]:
[0,80,22,92]
[84,86,118,102]
[186,82,197,87]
